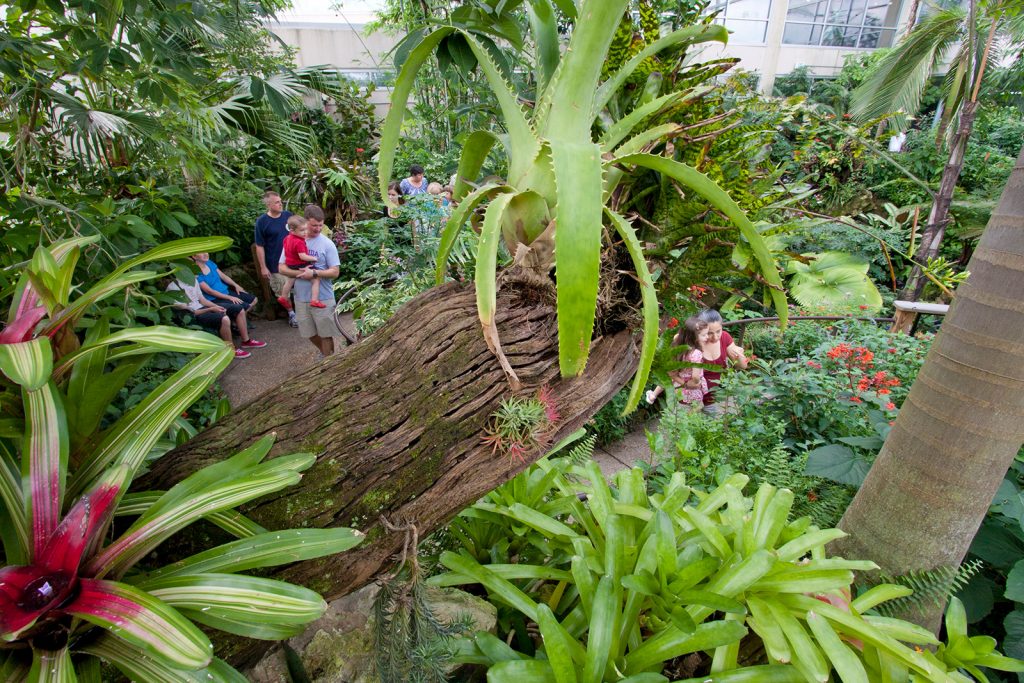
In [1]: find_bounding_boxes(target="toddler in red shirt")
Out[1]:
[277,215,325,309]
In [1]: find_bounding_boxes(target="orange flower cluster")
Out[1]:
[856,370,901,394]
[826,343,875,370]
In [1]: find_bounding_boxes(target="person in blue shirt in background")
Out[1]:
[189,253,268,356]
[254,190,296,327]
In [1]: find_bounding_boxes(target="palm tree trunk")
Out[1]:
[833,146,1024,628]
[137,280,639,665]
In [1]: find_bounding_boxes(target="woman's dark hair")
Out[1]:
[387,181,405,204]
[696,308,724,325]
[409,164,424,175]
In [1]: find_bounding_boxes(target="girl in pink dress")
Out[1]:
[646,317,709,407]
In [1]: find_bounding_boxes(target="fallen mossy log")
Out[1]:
[139,280,639,665]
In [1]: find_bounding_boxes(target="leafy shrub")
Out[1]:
[959,143,1016,198]
[185,177,266,266]
[434,451,1020,680]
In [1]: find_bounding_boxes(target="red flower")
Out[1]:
[878,388,890,395]
[858,304,869,310]
[886,402,896,410]
[848,396,862,403]
[887,348,897,354]
[807,491,819,502]
[667,317,679,329]
[356,147,364,153]
[807,361,822,369]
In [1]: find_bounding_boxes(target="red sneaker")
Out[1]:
[234,348,251,359]
[241,339,267,348]
[277,296,293,311]
[309,300,327,309]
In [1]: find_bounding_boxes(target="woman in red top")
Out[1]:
[696,309,748,407]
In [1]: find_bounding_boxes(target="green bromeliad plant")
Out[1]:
[378,0,787,412]
[0,237,363,680]
[433,453,1024,681]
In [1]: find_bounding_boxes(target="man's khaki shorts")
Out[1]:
[269,272,288,297]
[295,300,340,339]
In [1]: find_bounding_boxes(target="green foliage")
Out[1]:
[871,562,985,618]
[434,452,1000,680]
[374,563,471,683]
[0,238,363,679]
[587,388,654,446]
[185,177,266,266]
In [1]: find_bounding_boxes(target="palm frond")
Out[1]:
[851,7,966,126]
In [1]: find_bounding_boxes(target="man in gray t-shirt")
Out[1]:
[279,206,341,356]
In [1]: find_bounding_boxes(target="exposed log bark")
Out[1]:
[139,280,639,665]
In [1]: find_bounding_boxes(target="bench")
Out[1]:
[891,300,950,334]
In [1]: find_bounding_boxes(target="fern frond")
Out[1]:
[869,560,984,617]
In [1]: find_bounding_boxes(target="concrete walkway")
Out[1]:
[218,312,357,407]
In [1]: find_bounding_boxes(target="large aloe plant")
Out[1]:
[0,237,363,680]
[378,0,787,412]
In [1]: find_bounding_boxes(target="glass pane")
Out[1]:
[787,0,828,21]
[821,24,860,45]
[726,0,772,20]
[877,27,897,46]
[827,0,866,25]
[864,0,899,24]
[859,28,880,47]
[725,18,768,42]
[782,22,822,44]
[705,0,730,16]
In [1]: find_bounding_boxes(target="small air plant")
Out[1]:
[482,386,559,463]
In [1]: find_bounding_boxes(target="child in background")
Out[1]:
[646,316,710,407]
[277,215,325,310]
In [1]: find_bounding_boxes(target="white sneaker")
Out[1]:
[288,312,298,328]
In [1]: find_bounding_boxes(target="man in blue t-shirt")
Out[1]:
[278,204,342,357]
[254,190,295,325]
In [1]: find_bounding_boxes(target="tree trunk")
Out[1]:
[834,147,1024,628]
[138,280,639,665]
[894,100,979,327]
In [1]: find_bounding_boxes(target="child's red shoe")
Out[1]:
[277,296,293,311]
[309,300,327,309]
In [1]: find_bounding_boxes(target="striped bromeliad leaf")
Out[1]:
[28,648,76,683]
[0,336,53,391]
[81,634,246,683]
[67,578,212,669]
[144,573,327,633]
[52,326,226,379]
[132,528,363,584]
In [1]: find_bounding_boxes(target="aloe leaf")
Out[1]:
[68,578,212,670]
[0,444,28,563]
[476,192,517,328]
[378,27,456,203]
[86,465,307,579]
[605,209,658,414]
[440,551,539,621]
[80,635,238,683]
[595,24,728,113]
[53,327,225,378]
[544,0,630,140]
[0,337,53,391]
[550,140,603,377]
[145,573,326,627]
[453,130,503,201]
[462,33,540,181]
[614,153,787,326]
[599,91,690,152]
[437,183,510,284]
[133,528,363,584]
[69,346,233,498]
[524,0,560,93]
[28,647,76,683]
